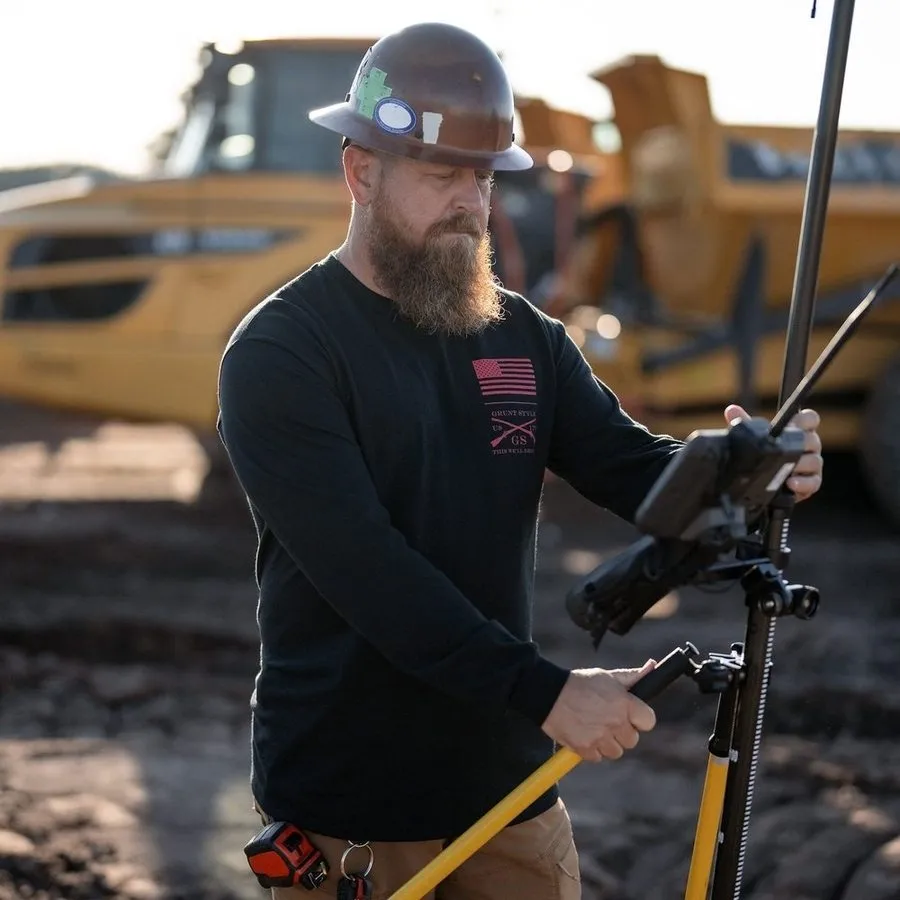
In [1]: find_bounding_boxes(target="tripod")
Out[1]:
[386,552,821,900]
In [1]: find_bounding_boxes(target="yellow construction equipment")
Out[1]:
[543,54,900,525]
[0,43,898,523]
[0,37,600,461]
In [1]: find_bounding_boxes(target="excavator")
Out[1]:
[0,40,898,524]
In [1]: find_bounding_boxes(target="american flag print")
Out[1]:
[471,358,537,398]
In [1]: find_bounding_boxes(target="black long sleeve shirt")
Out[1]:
[216,253,682,841]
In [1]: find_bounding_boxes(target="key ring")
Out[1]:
[340,841,374,879]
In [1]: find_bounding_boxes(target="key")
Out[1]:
[337,873,372,900]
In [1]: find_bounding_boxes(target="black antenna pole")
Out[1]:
[780,0,857,396]
[711,1,857,896]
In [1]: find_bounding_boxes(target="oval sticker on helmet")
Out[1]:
[374,98,417,135]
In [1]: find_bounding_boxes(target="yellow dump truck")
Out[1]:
[0,37,601,449]
[545,55,900,526]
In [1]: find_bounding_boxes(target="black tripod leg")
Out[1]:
[710,586,778,899]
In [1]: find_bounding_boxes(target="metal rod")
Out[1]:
[770,263,899,436]
[710,577,779,899]
[711,1,857,896]
[780,0,857,398]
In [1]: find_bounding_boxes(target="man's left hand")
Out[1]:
[724,404,823,502]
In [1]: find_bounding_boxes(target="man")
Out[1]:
[217,22,824,899]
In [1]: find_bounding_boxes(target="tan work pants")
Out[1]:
[264,797,581,900]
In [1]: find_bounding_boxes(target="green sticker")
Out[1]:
[356,66,393,119]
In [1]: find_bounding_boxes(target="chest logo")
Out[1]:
[471,358,537,456]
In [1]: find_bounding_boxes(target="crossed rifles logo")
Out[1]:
[490,416,536,448]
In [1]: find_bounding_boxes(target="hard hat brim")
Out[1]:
[309,102,534,172]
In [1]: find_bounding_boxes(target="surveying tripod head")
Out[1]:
[565,418,808,647]
[566,263,899,649]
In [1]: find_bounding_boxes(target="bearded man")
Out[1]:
[216,22,825,900]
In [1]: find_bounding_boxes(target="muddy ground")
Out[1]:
[0,401,898,900]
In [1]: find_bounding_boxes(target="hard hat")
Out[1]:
[308,22,533,171]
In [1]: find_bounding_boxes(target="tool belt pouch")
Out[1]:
[244,821,329,890]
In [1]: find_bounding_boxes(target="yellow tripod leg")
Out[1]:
[388,644,698,900]
[684,753,729,900]
[389,645,699,899]
[389,746,582,900]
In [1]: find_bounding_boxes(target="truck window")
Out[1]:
[214,62,258,171]
[163,97,216,177]
[256,47,370,174]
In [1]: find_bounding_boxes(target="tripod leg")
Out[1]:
[685,755,729,900]
[390,747,584,900]
[389,645,697,900]
[711,587,776,899]
[685,679,740,900]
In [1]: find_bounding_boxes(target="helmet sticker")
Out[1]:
[421,112,444,145]
[374,98,417,135]
[356,67,393,119]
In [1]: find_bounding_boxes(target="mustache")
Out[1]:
[429,214,484,238]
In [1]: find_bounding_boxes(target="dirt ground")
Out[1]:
[0,400,898,900]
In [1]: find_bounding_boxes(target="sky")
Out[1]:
[1,0,897,175]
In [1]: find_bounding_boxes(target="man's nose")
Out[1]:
[453,170,488,213]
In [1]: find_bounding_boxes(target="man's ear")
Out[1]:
[342,145,381,206]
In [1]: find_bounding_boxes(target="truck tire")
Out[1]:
[860,352,900,530]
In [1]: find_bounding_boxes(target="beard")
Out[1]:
[362,188,505,337]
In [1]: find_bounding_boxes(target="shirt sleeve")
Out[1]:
[217,327,570,728]
[546,318,684,522]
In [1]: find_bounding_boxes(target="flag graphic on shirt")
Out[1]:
[471,358,537,397]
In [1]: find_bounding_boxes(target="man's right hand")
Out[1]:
[541,661,658,762]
